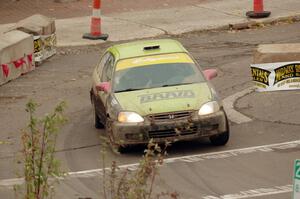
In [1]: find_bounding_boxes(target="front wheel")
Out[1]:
[210,116,230,146]
[109,136,128,154]
[115,145,128,154]
[209,131,229,146]
[106,120,128,154]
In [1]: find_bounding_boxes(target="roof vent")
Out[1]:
[143,45,160,51]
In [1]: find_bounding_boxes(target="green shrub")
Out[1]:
[102,141,179,199]
[21,100,67,199]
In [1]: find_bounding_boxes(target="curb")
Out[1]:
[229,15,300,30]
[61,14,300,48]
[223,87,255,124]
[199,14,300,32]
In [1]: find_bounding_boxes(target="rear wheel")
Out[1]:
[209,116,230,146]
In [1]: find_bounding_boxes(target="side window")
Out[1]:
[101,54,115,82]
[97,53,110,75]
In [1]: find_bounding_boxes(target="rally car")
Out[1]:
[90,39,230,153]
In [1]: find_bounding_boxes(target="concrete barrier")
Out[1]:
[15,14,56,36]
[0,30,34,86]
[253,43,300,63]
[14,14,56,63]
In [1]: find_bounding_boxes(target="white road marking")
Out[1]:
[1,140,299,187]
[223,87,255,124]
[202,184,292,199]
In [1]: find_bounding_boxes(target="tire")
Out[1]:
[106,120,128,154]
[209,116,230,146]
[116,145,128,154]
[109,136,128,154]
[93,105,104,129]
[209,131,229,146]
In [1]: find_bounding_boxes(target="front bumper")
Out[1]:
[110,110,228,145]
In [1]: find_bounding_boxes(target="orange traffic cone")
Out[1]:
[83,0,108,40]
[246,0,271,18]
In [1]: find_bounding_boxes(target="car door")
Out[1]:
[93,52,110,120]
[94,52,115,123]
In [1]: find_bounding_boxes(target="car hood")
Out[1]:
[114,83,212,116]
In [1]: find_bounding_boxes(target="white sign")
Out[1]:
[294,160,300,199]
[250,61,300,92]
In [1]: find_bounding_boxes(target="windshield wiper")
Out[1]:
[162,82,195,87]
[115,82,197,93]
[115,88,145,93]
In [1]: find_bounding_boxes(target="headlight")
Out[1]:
[198,101,220,116]
[118,112,144,123]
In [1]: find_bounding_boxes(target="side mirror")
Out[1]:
[96,82,110,93]
[203,69,218,80]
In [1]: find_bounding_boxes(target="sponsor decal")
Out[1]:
[33,34,56,63]
[274,63,300,84]
[42,34,56,50]
[139,90,195,104]
[132,55,181,65]
[250,62,300,91]
[251,67,271,86]
[116,53,194,71]
[34,36,42,53]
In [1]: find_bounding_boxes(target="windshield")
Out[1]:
[113,54,204,92]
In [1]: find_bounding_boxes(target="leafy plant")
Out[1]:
[21,100,67,199]
[101,141,179,199]
[19,100,179,199]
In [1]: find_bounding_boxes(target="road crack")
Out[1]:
[192,4,245,18]
[111,16,169,35]
[0,143,101,160]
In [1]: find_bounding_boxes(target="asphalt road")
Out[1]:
[0,22,300,199]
